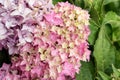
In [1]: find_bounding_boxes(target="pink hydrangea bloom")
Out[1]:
[0,1,90,80]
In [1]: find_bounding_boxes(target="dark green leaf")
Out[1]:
[76,61,95,80]
[115,50,120,65]
[52,0,66,4]
[104,1,120,15]
[88,20,99,45]
[74,0,84,8]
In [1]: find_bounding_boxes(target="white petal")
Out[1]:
[23,8,32,17]
[27,0,35,8]
[4,0,11,9]
[24,37,33,42]
[10,10,21,16]
[18,3,24,13]
[0,23,7,35]
[0,34,7,40]
[22,24,33,32]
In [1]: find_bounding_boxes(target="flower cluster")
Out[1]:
[0,0,53,54]
[0,1,90,80]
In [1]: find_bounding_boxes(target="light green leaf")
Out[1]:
[111,21,120,42]
[103,12,120,24]
[93,26,115,71]
[90,0,104,24]
[112,64,120,78]
[98,71,111,80]
[103,12,120,42]
[103,0,119,6]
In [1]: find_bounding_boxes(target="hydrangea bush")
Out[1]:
[0,0,90,80]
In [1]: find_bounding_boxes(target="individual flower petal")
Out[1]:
[0,23,7,35]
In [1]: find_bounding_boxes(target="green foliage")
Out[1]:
[98,65,120,80]
[111,65,120,80]
[76,61,95,80]
[93,25,116,72]
[88,20,99,45]
[74,0,84,8]
[52,0,66,4]
[98,71,111,80]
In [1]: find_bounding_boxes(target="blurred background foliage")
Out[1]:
[0,0,120,80]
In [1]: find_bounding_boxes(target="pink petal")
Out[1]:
[51,49,59,56]
[62,62,76,78]
[44,12,63,26]
[57,74,65,80]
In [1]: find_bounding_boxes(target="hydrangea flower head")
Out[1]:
[0,1,90,80]
[34,2,90,79]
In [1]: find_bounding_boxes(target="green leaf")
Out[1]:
[103,0,119,5]
[112,64,120,78]
[52,0,66,4]
[93,26,115,72]
[103,12,120,24]
[104,0,120,15]
[89,7,101,25]
[93,0,105,16]
[90,0,104,24]
[76,61,95,80]
[111,21,120,42]
[88,19,99,45]
[98,71,111,80]
[103,12,120,70]
[103,12,120,42]
[115,50,120,68]
[74,0,84,8]
[83,0,93,10]
[93,0,103,11]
